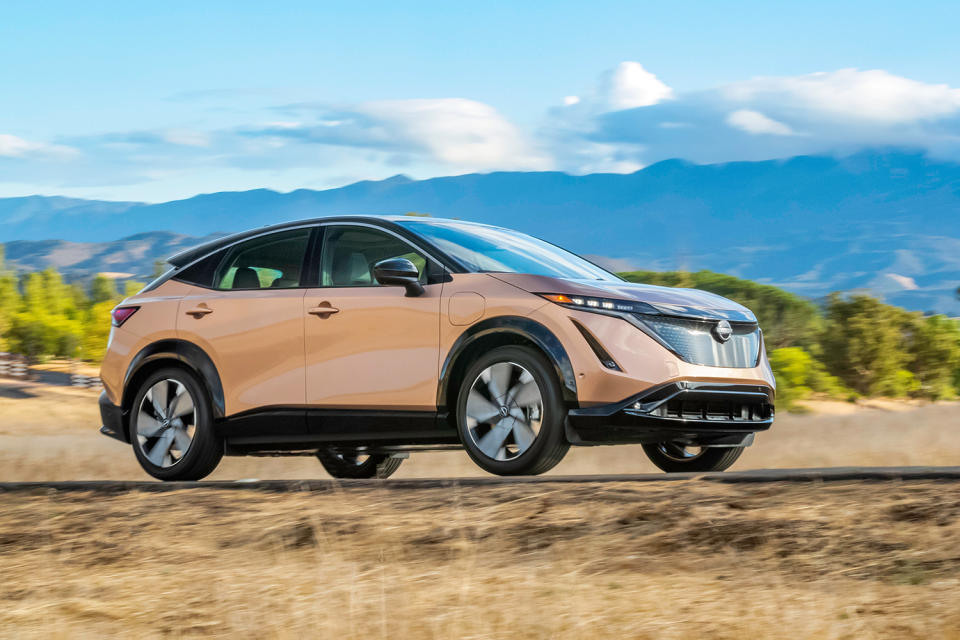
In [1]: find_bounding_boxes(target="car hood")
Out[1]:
[490,274,757,323]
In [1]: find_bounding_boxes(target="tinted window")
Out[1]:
[174,250,225,288]
[396,219,619,282]
[321,226,426,287]
[215,229,311,290]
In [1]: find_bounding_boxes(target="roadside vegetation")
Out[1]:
[621,270,960,407]
[1,244,957,409]
[0,246,145,363]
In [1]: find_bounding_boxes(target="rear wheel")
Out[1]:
[642,442,745,473]
[456,345,569,476]
[130,367,223,481]
[316,448,403,479]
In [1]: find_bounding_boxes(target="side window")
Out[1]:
[321,226,426,287]
[215,229,311,290]
[174,249,226,288]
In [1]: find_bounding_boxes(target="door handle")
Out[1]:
[308,302,340,317]
[185,305,214,318]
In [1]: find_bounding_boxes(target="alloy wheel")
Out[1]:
[656,442,705,462]
[136,379,197,468]
[465,361,543,461]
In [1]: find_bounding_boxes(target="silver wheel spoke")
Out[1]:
[484,362,514,401]
[136,412,164,438]
[509,380,541,408]
[168,385,195,418]
[150,382,169,419]
[659,442,703,461]
[466,390,502,425]
[476,422,513,460]
[171,428,192,454]
[512,420,536,451]
[147,430,175,466]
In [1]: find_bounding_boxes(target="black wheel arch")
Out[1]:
[121,339,225,441]
[437,316,578,422]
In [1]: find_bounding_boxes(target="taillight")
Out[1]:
[111,306,139,327]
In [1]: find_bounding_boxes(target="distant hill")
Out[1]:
[3,231,223,281]
[2,151,959,313]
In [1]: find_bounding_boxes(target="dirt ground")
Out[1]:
[0,380,957,481]
[1,481,959,639]
[2,381,960,638]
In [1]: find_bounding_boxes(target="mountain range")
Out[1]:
[2,150,958,314]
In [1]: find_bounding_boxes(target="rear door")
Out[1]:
[176,227,313,433]
[303,224,443,416]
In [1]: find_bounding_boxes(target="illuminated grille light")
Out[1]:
[638,315,760,368]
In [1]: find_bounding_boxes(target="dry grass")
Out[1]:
[1,481,960,638]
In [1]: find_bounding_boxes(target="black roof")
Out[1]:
[166,215,426,268]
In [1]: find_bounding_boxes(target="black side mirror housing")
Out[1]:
[373,257,425,297]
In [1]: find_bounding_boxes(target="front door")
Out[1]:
[303,225,443,418]
[177,228,312,432]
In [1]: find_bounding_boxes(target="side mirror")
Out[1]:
[373,257,425,297]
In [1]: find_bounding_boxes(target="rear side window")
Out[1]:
[174,250,226,288]
[214,229,311,290]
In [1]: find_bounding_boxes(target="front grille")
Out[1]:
[635,314,761,368]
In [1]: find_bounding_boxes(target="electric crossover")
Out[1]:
[99,216,775,480]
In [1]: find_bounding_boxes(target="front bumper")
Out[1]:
[566,381,774,446]
[99,391,128,443]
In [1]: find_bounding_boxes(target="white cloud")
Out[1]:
[723,69,960,123]
[555,66,960,171]
[357,99,551,169]
[568,142,645,175]
[563,95,581,106]
[162,129,211,147]
[885,273,919,290]
[602,62,673,110]
[251,98,553,172]
[726,109,797,136]
[0,133,77,159]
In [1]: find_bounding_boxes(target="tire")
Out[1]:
[642,442,745,473]
[129,367,223,481]
[456,345,569,476]
[316,449,403,479]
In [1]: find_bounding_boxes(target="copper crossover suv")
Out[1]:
[99,216,775,480]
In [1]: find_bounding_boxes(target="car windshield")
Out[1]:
[396,219,620,281]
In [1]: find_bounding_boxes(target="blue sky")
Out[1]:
[2,0,959,201]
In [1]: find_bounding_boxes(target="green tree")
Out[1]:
[768,347,850,410]
[820,294,911,396]
[81,300,116,362]
[0,245,21,351]
[904,314,960,399]
[124,280,146,298]
[619,270,823,352]
[90,274,118,304]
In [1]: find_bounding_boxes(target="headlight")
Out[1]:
[538,293,659,315]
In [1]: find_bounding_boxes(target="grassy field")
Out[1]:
[1,481,959,638]
[0,380,957,481]
[2,380,959,638]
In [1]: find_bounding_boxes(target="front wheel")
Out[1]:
[456,345,569,476]
[316,448,403,479]
[642,442,745,473]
